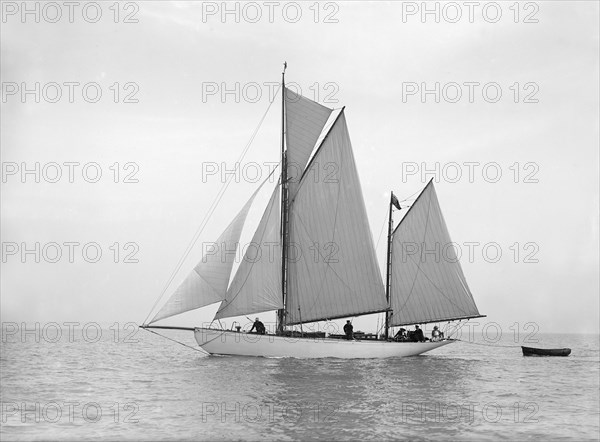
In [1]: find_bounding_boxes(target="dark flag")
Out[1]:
[391,193,402,210]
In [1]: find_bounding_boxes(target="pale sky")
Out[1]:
[1,1,598,335]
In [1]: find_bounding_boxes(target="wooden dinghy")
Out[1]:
[521,346,571,357]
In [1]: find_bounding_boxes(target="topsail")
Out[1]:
[284,87,333,199]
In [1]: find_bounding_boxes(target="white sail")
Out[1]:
[286,111,388,325]
[389,181,481,326]
[214,183,283,320]
[285,87,333,199]
[150,190,260,324]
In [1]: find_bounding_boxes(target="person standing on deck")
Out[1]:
[343,320,354,340]
[413,325,425,342]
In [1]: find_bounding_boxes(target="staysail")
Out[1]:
[388,181,481,326]
[285,87,333,199]
[149,186,263,324]
[214,182,283,319]
[285,110,388,325]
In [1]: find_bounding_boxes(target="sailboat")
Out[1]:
[141,65,484,358]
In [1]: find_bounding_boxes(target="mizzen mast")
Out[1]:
[277,61,288,334]
[384,191,401,339]
[384,192,394,339]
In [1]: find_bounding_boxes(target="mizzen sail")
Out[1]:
[215,182,283,320]
[388,181,481,326]
[286,110,388,325]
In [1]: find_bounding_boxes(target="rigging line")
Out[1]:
[454,338,521,349]
[141,327,209,354]
[446,318,486,338]
[375,204,390,252]
[198,329,232,347]
[143,85,282,325]
[376,313,389,336]
[446,318,468,338]
[399,189,421,203]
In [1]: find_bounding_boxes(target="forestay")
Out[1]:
[388,181,481,326]
[286,111,388,325]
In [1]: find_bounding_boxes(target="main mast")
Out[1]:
[384,191,394,339]
[277,62,288,334]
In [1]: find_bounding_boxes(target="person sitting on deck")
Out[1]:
[249,318,266,335]
[394,328,407,341]
[413,325,426,342]
[343,320,354,340]
[431,325,444,341]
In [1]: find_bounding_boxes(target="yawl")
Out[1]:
[141,65,484,358]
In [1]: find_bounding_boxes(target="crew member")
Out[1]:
[431,325,444,341]
[249,317,266,335]
[394,328,407,341]
[414,325,425,342]
[343,320,353,340]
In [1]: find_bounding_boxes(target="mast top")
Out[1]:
[283,61,287,75]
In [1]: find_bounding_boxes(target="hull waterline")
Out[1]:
[194,328,454,358]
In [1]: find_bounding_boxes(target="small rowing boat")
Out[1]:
[521,346,571,357]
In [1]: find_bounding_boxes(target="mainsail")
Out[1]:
[215,183,283,319]
[284,87,333,199]
[388,181,481,326]
[149,185,263,324]
[285,110,388,325]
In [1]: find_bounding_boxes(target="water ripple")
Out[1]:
[1,331,598,441]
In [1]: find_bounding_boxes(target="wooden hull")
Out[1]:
[521,346,571,357]
[194,328,454,358]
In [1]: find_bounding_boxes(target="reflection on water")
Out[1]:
[1,329,598,441]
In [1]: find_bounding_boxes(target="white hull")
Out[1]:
[194,328,454,359]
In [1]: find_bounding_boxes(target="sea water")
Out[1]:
[1,326,598,441]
